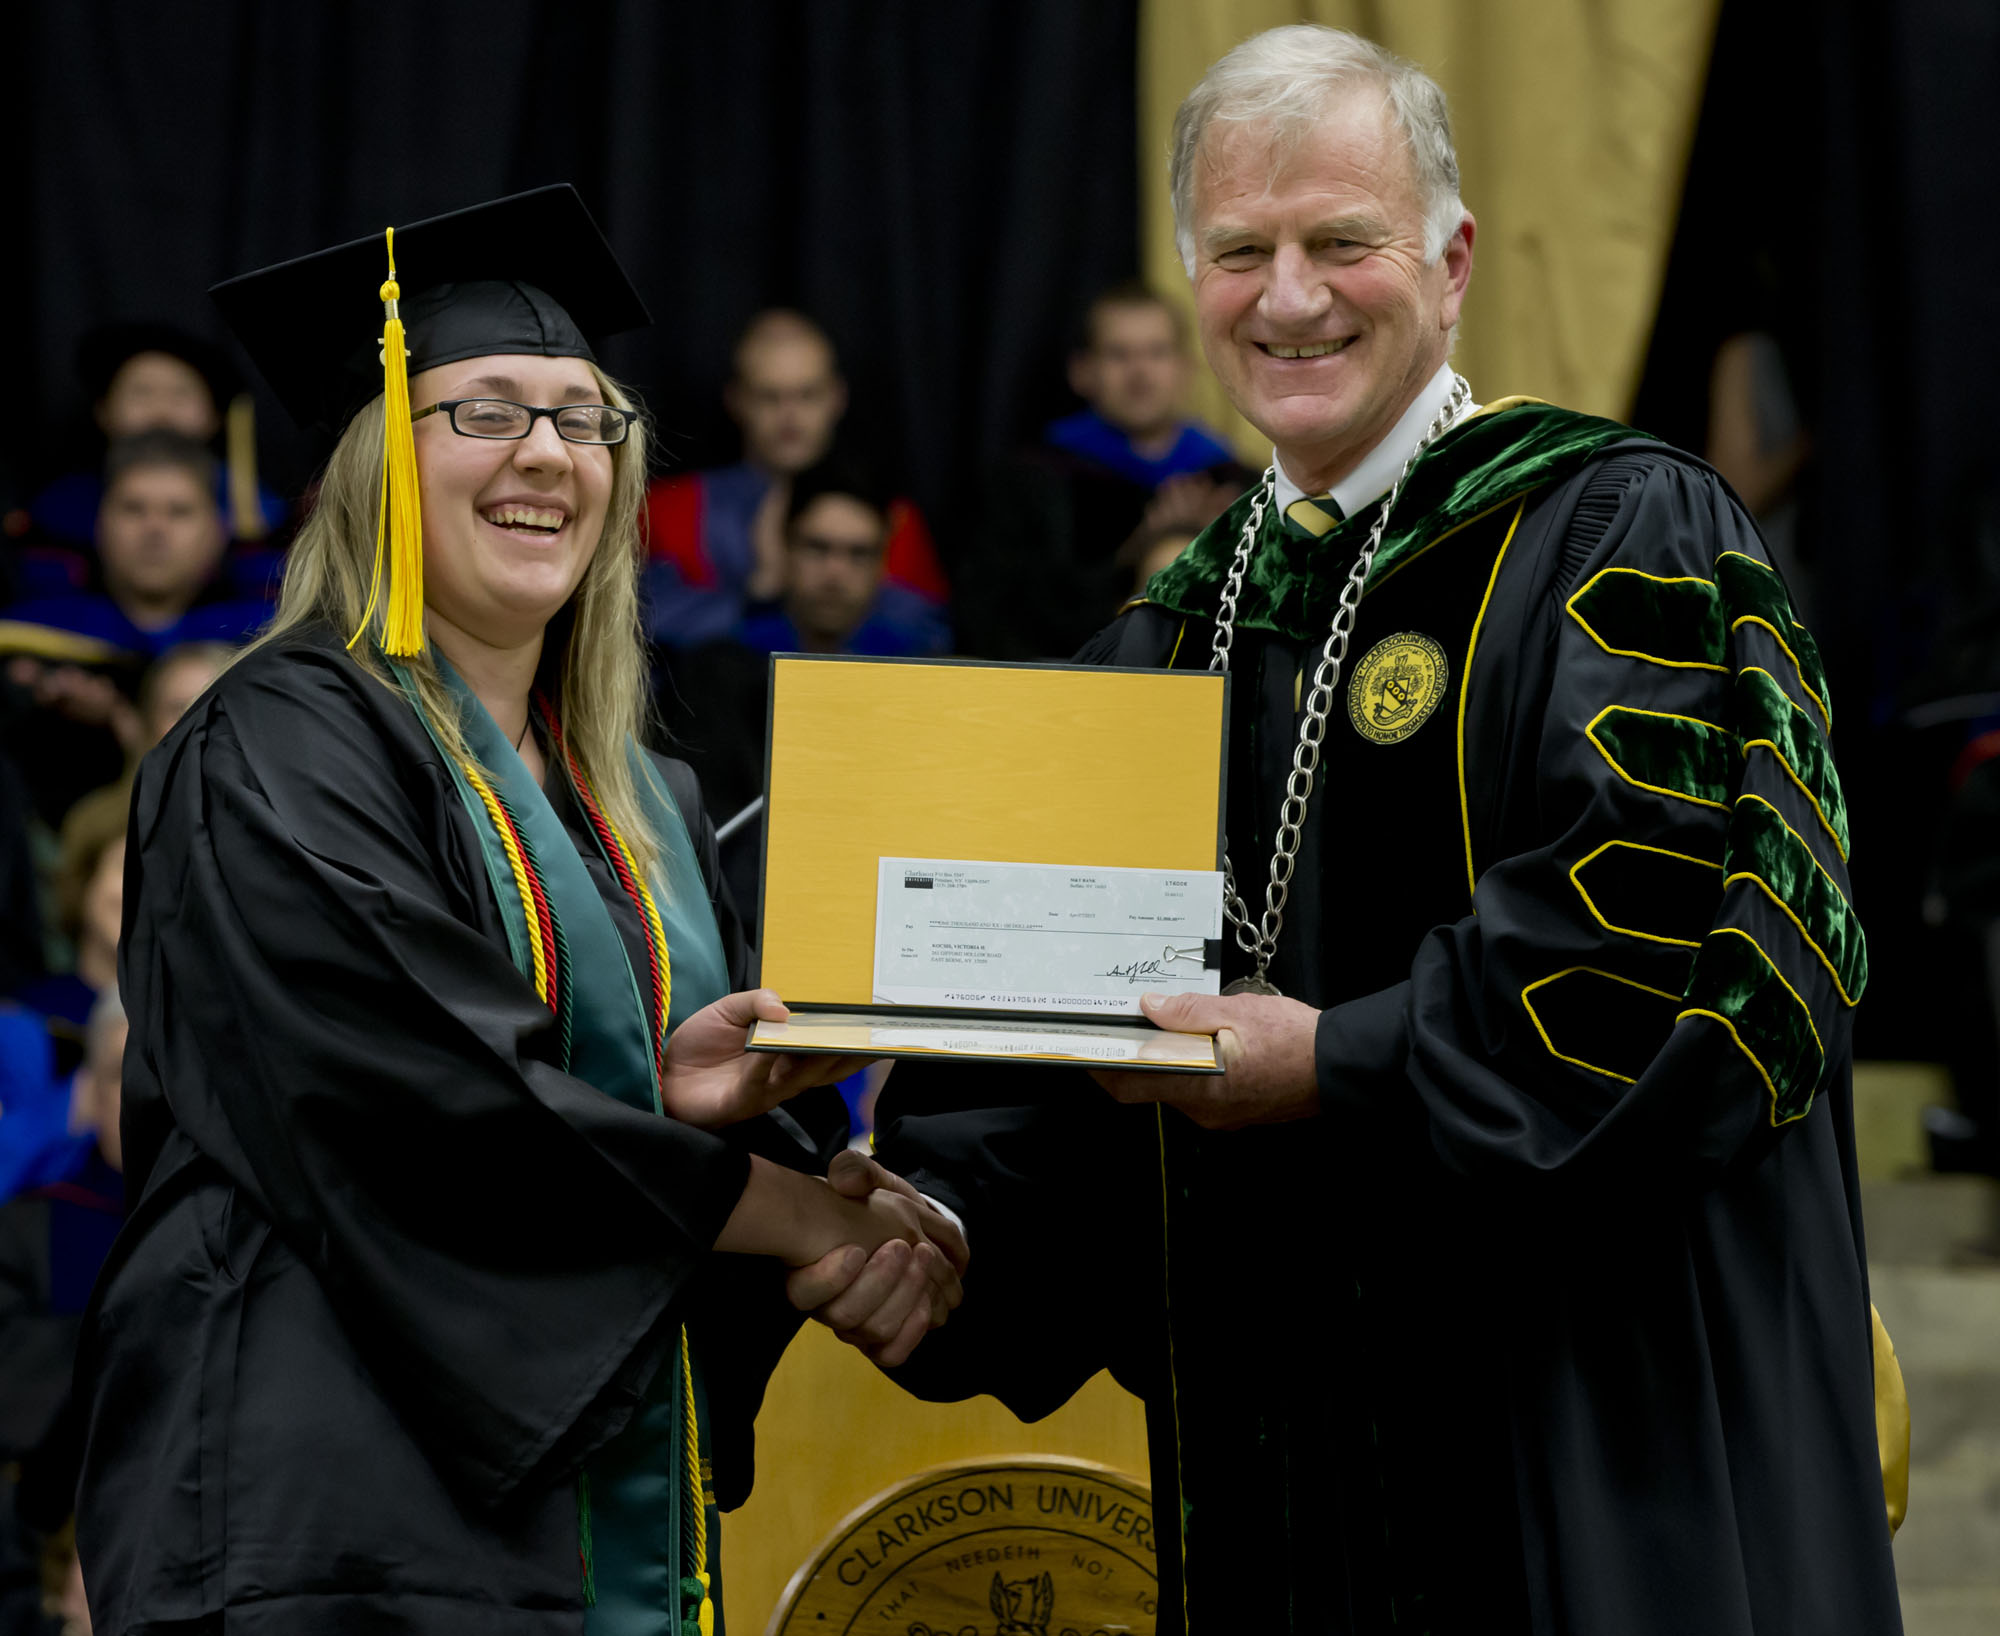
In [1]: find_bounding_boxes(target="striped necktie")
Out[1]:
[1284,492,1342,538]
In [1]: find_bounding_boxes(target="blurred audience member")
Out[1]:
[0,989,125,1636]
[0,754,126,1221]
[1051,280,1235,488]
[1707,325,1812,619]
[134,638,231,742]
[1116,523,1202,599]
[748,459,939,659]
[2,438,264,821]
[11,801,124,1058]
[644,310,948,651]
[957,281,1248,659]
[0,1003,65,1208]
[15,322,286,560]
[54,639,232,866]
[10,434,267,654]
[661,459,929,909]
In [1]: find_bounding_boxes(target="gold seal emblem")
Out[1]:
[1347,631,1449,744]
[769,1457,1157,1636]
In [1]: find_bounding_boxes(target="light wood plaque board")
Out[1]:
[751,656,1227,1069]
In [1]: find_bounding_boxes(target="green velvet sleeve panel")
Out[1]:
[1362,447,1865,1199]
[1565,567,1727,670]
[1735,666,1851,859]
[1675,547,1863,1124]
[1723,794,1867,1005]
[1681,929,1826,1124]
[1715,550,1834,729]
[1585,705,1734,808]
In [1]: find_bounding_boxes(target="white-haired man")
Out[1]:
[796,24,1900,1635]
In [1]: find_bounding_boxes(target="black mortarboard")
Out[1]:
[210,184,650,437]
[76,320,242,407]
[208,185,649,655]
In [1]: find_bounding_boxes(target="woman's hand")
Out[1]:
[715,1153,968,1367]
[785,1153,970,1366]
[660,988,872,1128]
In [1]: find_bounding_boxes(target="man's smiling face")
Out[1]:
[1190,91,1472,490]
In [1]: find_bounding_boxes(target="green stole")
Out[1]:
[1142,397,1652,643]
[391,657,732,1635]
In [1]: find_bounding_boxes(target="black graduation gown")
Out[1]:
[75,631,845,1635]
[875,442,1902,1635]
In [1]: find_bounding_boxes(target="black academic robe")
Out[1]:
[876,440,1901,1635]
[75,632,845,1635]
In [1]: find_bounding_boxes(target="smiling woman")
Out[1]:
[73,188,967,1636]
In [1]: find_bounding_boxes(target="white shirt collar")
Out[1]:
[1271,362,1473,520]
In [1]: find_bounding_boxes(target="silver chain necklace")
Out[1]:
[1210,372,1473,996]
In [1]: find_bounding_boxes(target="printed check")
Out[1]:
[873,857,1225,1014]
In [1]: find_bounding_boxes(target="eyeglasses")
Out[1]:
[411,398,635,445]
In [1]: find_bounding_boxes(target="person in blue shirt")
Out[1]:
[6,792,125,1096]
[5,431,272,660]
[0,987,126,1634]
[1,433,269,821]
[1044,280,1236,489]
[958,280,1250,658]
[0,1002,71,1206]
[738,456,941,660]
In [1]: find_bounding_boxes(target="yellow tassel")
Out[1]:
[376,226,425,655]
[697,1573,714,1636]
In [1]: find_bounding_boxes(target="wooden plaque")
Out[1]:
[767,1457,1158,1636]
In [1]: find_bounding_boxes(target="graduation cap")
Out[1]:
[210,185,651,653]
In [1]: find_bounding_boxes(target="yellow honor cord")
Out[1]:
[377,225,425,655]
[463,764,550,1001]
[681,1327,712,1633]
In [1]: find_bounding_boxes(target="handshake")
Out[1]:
[674,982,1326,1370]
[783,1150,969,1368]
[661,988,968,1366]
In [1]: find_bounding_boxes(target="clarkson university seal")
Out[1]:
[768,1457,1156,1636]
[1347,631,1449,744]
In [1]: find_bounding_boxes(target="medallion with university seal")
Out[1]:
[767,1457,1156,1636]
[1347,631,1450,744]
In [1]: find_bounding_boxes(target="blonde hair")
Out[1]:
[250,363,661,876]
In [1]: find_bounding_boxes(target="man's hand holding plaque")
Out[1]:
[1095,990,1324,1128]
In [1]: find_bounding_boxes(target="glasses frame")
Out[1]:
[411,397,634,446]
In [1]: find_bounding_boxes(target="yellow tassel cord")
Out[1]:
[680,1326,713,1635]
[224,393,267,541]
[350,225,426,655]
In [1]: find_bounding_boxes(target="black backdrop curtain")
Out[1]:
[1634,0,2000,1058]
[8,0,1140,556]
